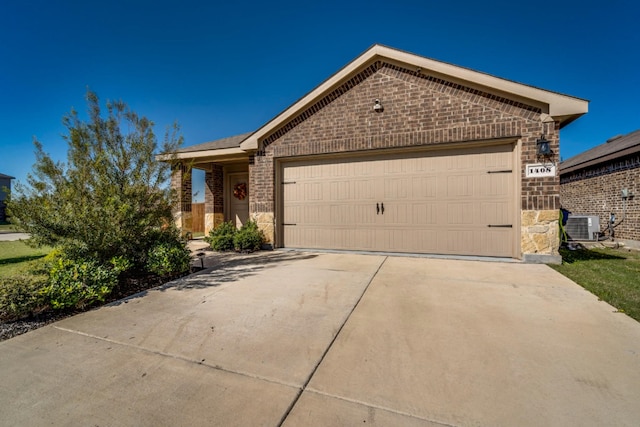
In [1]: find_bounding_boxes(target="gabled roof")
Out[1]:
[0,173,15,179]
[240,44,589,151]
[560,129,640,174]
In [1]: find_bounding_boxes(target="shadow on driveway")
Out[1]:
[108,251,319,306]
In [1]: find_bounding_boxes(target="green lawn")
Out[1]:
[0,241,51,276]
[0,222,18,232]
[551,247,640,322]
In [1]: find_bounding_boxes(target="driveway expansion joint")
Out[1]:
[277,256,389,426]
[305,388,459,427]
[52,326,300,389]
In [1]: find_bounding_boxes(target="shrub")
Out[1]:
[233,221,265,252]
[44,256,120,310]
[146,241,191,275]
[205,221,237,251]
[0,273,49,321]
[7,90,184,270]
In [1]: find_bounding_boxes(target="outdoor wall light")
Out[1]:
[536,134,551,156]
[373,99,384,112]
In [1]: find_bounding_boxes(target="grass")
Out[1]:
[0,241,51,276]
[0,222,18,232]
[550,246,640,322]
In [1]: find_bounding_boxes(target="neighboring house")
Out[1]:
[560,129,640,242]
[0,173,14,222]
[166,44,588,263]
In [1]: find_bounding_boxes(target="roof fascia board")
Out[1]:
[240,46,381,151]
[382,46,588,117]
[241,44,588,151]
[157,147,247,162]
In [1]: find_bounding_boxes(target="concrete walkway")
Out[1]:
[0,232,29,241]
[1,253,639,426]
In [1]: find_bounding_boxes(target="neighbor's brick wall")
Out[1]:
[561,155,640,241]
[249,61,560,254]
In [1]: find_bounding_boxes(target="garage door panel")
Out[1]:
[446,203,476,225]
[384,177,411,199]
[412,203,438,225]
[281,144,516,257]
[481,202,513,225]
[412,176,437,198]
[354,179,377,200]
[446,175,476,198]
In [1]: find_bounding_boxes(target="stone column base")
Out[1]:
[252,212,274,246]
[521,209,560,262]
[204,213,225,236]
[174,211,193,235]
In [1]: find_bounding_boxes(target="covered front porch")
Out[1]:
[169,133,252,237]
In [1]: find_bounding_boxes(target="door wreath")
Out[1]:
[233,182,247,200]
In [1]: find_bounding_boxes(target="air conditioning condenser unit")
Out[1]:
[565,215,600,241]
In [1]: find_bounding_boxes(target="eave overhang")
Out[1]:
[241,44,589,151]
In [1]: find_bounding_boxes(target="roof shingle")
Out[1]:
[175,132,253,154]
[560,129,640,174]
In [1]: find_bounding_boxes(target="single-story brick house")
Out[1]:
[0,173,14,222]
[560,129,639,243]
[167,45,588,263]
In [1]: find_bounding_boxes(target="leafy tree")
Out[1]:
[9,90,186,270]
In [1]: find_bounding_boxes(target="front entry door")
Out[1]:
[228,173,249,228]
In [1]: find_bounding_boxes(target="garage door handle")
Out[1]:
[376,203,380,215]
[381,202,384,215]
[488,224,512,228]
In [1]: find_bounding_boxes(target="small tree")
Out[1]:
[9,90,186,270]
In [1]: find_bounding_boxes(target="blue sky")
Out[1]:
[2,1,639,201]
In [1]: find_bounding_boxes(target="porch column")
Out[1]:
[204,164,224,235]
[171,163,192,235]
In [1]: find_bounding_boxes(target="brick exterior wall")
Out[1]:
[249,61,560,256]
[561,153,640,241]
[171,163,192,231]
[205,165,224,215]
[172,163,192,212]
[204,164,225,234]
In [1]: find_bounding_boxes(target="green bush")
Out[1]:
[0,273,49,321]
[205,221,237,251]
[7,90,184,270]
[146,241,191,275]
[233,221,265,252]
[44,257,120,310]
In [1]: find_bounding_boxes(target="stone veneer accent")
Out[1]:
[521,210,560,263]
[252,212,274,246]
[248,61,561,258]
[561,154,639,241]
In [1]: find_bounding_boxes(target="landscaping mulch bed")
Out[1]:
[0,271,191,342]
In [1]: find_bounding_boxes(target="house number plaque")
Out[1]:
[525,163,556,178]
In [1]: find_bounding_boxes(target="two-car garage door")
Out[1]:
[281,143,517,258]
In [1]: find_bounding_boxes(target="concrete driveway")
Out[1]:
[1,253,639,426]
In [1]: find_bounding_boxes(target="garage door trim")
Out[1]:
[274,139,521,258]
